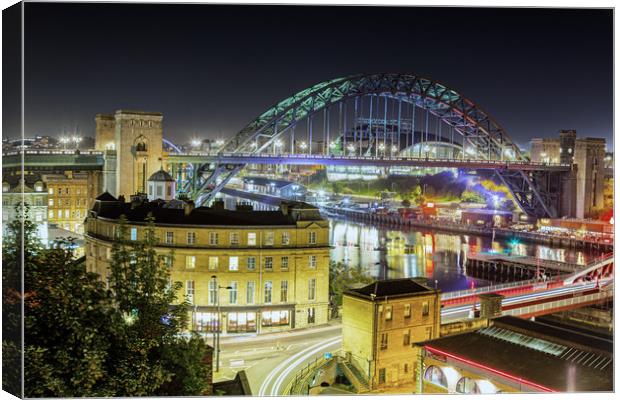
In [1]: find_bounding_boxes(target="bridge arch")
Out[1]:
[224,73,523,161]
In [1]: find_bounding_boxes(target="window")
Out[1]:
[308,278,316,301]
[48,188,54,195]
[208,256,219,270]
[208,280,217,305]
[49,210,54,219]
[280,281,288,302]
[187,231,196,245]
[385,305,392,321]
[424,366,447,388]
[209,232,219,245]
[380,333,388,350]
[247,281,255,304]
[229,282,238,304]
[131,228,138,241]
[404,364,409,374]
[378,368,386,384]
[247,257,256,271]
[265,231,274,246]
[77,188,81,195]
[165,231,174,244]
[186,281,195,304]
[456,377,480,394]
[186,256,196,269]
[422,302,429,317]
[281,256,289,270]
[247,232,257,246]
[281,232,290,245]
[227,312,257,333]
[163,255,173,268]
[261,310,289,327]
[48,199,54,206]
[309,255,317,268]
[66,188,70,195]
[106,248,112,260]
[404,304,411,318]
[264,281,272,303]
[230,232,239,246]
[308,231,317,244]
[156,186,163,197]
[307,307,315,324]
[403,330,410,346]
[264,257,273,270]
[65,209,70,219]
[195,312,219,332]
[229,256,239,271]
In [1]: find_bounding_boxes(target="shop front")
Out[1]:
[192,304,296,335]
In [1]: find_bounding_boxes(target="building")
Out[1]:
[45,171,91,234]
[2,172,48,242]
[341,279,441,390]
[243,176,307,200]
[95,110,164,199]
[461,208,513,228]
[85,170,330,334]
[530,130,606,218]
[419,316,613,393]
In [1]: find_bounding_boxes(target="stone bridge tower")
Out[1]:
[95,110,163,198]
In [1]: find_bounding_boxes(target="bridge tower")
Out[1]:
[95,110,164,198]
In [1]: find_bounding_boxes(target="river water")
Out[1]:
[222,195,601,293]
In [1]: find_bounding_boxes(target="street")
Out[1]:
[214,324,343,395]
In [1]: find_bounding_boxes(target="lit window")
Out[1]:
[308,231,317,244]
[208,256,219,270]
[49,210,54,219]
[281,256,289,270]
[165,231,174,244]
[229,256,239,271]
[208,281,217,305]
[422,302,429,317]
[281,232,290,245]
[186,280,195,304]
[209,232,219,245]
[385,305,392,320]
[186,255,196,269]
[404,304,411,318]
[280,280,288,302]
[264,281,272,304]
[309,255,317,268]
[247,257,256,270]
[48,199,54,206]
[246,281,255,304]
[230,232,239,246]
[308,278,316,301]
[187,231,196,245]
[229,282,238,304]
[265,231,274,246]
[247,232,257,246]
[130,228,138,241]
[261,310,289,327]
[48,188,54,195]
[264,257,273,270]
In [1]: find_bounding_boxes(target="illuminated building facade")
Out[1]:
[85,171,330,334]
[342,279,441,390]
[2,172,48,241]
[46,171,90,234]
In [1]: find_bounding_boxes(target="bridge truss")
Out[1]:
[166,73,569,217]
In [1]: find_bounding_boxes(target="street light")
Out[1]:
[191,138,201,148]
[72,136,82,149]
[210,275,232,373]
[299,141,308,151]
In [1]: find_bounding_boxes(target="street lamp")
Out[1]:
[347,144,355,155]
[72,136,82,149]
[299,141,308,151]
[391,145,398,154]
[378,143,385,155]
[191,138,201,149]
[210,275,231,373]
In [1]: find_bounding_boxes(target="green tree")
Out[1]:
[328,262,373,317]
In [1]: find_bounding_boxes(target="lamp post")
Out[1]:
[211,275,232,373]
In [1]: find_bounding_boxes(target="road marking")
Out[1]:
[271,337,342,396]
[258,338,339,396]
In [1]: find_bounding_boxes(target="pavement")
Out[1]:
[213,321,343,396]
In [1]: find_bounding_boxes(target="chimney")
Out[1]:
[212,199,225,210]
[118,195,126,204]
[184,200,195,216]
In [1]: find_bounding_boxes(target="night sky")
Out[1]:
[19,3,613,148]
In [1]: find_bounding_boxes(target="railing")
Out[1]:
[441,277,545,300]
[3,149,104,156]
[287,354,335,395]
[502,289,613,317]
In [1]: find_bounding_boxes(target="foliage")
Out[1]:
[4,207,212,397]
[401,198,411,208]
[328,262,374,316]
[460,189,485,203]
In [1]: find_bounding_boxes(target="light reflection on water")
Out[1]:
[221,195,599,293]
[329,219,598,293]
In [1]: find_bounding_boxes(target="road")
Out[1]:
[214,324,342,396]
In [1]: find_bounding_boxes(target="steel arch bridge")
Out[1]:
[167,73,571,217]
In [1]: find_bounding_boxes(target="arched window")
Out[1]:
[456,377,479,394]
[424,366,448,388]
[136,141,147,152]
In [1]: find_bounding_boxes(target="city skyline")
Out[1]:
[10,4,613,147]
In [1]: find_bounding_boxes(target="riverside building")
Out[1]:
[85,170,330,334]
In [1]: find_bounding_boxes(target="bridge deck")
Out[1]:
[467,252,581,273]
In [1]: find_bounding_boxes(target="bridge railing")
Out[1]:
[441,277,545,301]
[502,289,613,317]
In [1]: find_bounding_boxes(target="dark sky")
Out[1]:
[20,3,613,149]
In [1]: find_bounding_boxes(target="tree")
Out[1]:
[328,262,373,317]
[401,198,411,208]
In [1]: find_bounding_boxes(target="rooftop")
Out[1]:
[422,316,612,392]
[345,278,436,300]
